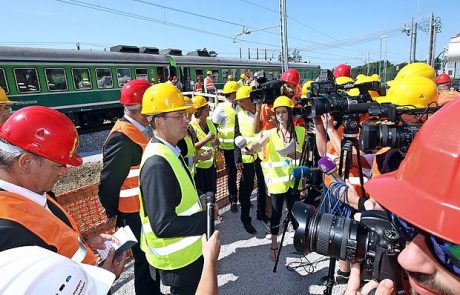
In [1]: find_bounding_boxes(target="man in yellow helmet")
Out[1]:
[139,83,208,294]
[0,87,16,125]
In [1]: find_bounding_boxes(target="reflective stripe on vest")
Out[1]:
[139,142,203,270]
[107,120,148,213]
[237,108,259,164]
[205,77,214,90]
[261,126,305,194]
[0,192,96,265]
[217,102,236,150]
[190,120,215,169]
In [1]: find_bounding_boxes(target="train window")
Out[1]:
[117,68,131,87]
[72,68,92,90]
[96,68,113,89]
[222,69,229,80]
[0,69,8,93]
[231,69,237,80]
[135,68,148,81]
[45,68,68,92]
[212,70,219,83]
[14,68,40,93]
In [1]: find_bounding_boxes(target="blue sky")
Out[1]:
[2,0,458,69]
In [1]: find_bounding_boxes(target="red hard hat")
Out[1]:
[0,106,82,166]
[120,79,151,105]
[333,64,351,78]
[280,69,300,85]
[435,73,452,85]
[365,99,460,244]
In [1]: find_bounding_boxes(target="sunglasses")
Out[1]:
[389,212,460,277]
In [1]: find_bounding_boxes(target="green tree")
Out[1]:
[278,48,303,62]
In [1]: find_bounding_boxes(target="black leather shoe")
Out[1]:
[243,222,257,234]
[230,202,238,213]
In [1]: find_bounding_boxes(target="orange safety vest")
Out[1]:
[0,192,96,265]
[108,120,148,213]
[194,82,202,92]
[205,77,214,91]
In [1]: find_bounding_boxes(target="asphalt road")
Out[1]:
[112,193,347,295]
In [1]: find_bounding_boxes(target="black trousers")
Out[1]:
[151,256,204,295]
[194,166,217,196]
[270,189,295,236]
[222,149,238,201]
[239,161,255,223]
[254,158,267,218]
[117,212,162,295]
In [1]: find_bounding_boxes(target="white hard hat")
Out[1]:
[0,246,116,295]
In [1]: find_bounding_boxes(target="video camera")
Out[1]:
[250,78,282,105]
[292,201,404,283]
[359,104,441,152]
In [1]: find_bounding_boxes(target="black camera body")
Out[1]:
[250,79,282,105]
[292,202,404,282]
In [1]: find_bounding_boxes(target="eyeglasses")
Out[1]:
[162,113,189,120]
[389,212,460,276]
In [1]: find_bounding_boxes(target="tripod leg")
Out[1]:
[272,215,289,273]
[324,257,336,295]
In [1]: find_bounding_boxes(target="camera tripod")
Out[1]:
[323,114,367,295]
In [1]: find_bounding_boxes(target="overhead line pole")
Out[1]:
[279,0,289,72]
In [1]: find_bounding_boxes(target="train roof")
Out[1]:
[0,46,170,64]
[0,46,320,70]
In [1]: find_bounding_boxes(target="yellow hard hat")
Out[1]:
[376,76,438,108]
[335,76,354,86]
[141,83,189,115]
[227,74,233,80]
[207,70,212,75]
[192,95,208,110]
[183,96,195,115]
[235,86,252,101]
[301,81,313,98]
[223,81,240,94]
[240,73,246,79]
[272,95,294,111]
[354,74,381,85]
[395,63,436,81]
[0,87,16,105]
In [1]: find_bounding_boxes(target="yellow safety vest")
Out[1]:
[190,119,215,169]
[237,107,259,164]
[217,102,236,150]
[139,142,203,270]
[184,134,196,176]
[261,126,305,194]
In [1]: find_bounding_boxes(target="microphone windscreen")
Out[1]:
[318,157,336,174]
[234,136,247,148]
[292,166,310,179]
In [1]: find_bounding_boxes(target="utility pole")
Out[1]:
[279,0,289,72]
[427,13,442,67]
[367,52,370,75]
[383,37,388,83]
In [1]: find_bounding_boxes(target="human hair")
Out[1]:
[273,107,298,144]
[124,104,142,114]
[0,139,43,172]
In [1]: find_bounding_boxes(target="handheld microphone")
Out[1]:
[234,136,250,153]
[292,166,311,180]
[318,156,345,183]
[205,192,215,240]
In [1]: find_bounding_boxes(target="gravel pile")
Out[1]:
[77,130,110,157]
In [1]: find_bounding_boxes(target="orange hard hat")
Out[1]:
[333,64,351,78]
[280,69,300,85]
[120,79,151,105]
[0,106,82,166]
[365,99,460,244]
[435,73,452,85]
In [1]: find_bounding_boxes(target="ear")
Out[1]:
[17,153,35,174]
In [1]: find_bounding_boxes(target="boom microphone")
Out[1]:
[292,166,311,180]
[235,136,250,153]
[205,192,215,240]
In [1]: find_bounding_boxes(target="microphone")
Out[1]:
[318,156,345,183]
[292,166,311,180]
[205,192,215,240]
[234,136,250,153]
